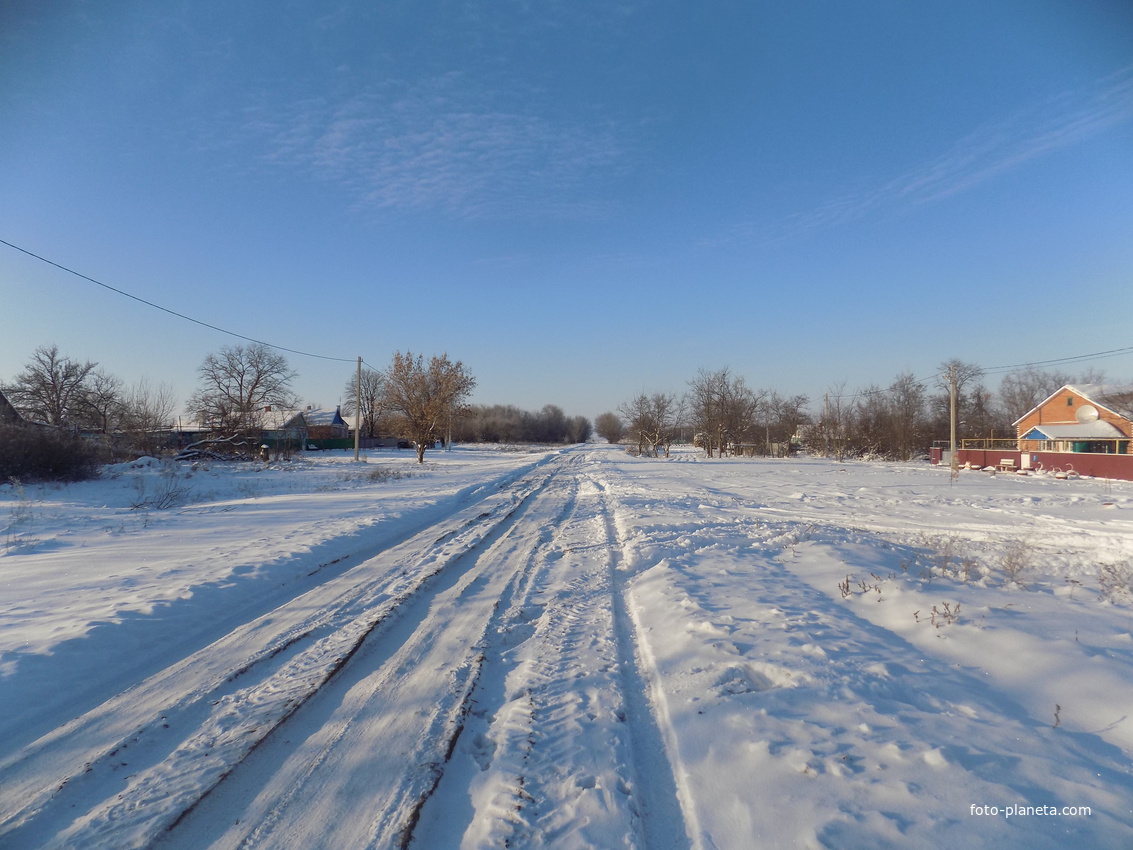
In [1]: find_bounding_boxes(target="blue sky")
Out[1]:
[2,1,1132,422]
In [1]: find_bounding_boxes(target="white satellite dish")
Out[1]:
[1076,404,1099,424]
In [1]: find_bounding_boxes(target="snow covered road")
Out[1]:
[1,446,1132,848]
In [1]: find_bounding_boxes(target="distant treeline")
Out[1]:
[452,404,591,445]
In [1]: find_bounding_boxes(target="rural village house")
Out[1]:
[262,406,352,450]
[955,384,1133,480]
[0,389,22,425]
[1015,385,1133,455]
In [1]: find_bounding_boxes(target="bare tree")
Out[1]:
[773,393,809,456]
[77,369,125,434]
[853,385,889,457]
[343,367,388,438]
[888,372,926,460]
[4,344,98,426]
[531,405,568,443]
[566,415,592,443]
[595,411,625,444]
[931,358,985,441]
[816,381,852,461]
[619,394,651,456]
[120,378,178,455]
[687,368,762,457]
[188,343,299,435]
[383,351,476,463]
[758,391,808,456]
[620,392,683,457]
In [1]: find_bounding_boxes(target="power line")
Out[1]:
[825,346,1133,401]
[1,237,357,364]
[983,346,1133,375]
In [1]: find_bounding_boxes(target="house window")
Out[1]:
[1067,397,1074,406]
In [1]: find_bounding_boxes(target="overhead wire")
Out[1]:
[1,238,359,364]
[823,347,1132,402]
[982,346,1133,375]
[5,237,1130,397]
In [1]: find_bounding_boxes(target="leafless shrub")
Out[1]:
[130,466,192,510]
[4,477,40,553]
[914,602,961,627]
[236,480,263,499]
[918,533,980,583]
[0,423,100,482]
[839,572,891,599]
[363,466,410,483]
[932,602,961,627]
[999,539,1032,586]
[6,478,33,526]
[318,466,412,491]
[1098,561,1132,604]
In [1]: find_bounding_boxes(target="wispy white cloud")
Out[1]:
[237,73,628,220]
[712,65,1133,248]
[896,65,1133,204]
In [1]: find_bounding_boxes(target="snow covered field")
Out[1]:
[1,445,1131,848]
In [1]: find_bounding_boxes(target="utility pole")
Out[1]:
[948,364,959,480]
[353,356,362,462]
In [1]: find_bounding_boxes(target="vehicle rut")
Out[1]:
[160,453,588,849]
[402,455,693,850]
[0,456,565,850]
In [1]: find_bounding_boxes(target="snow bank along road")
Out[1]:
[1,446,1131,848]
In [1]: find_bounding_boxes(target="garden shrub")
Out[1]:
[0,423,101,481]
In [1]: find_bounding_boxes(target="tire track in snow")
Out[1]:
[595,470,696,850]
[155,454,586,850]
[408,459,650,849]
[404,473,586,848]
[403,450,695,850]
[0,455,553,759]
[0,458,564,850]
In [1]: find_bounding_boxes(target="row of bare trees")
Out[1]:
[2,343,479,464]
[450,404,591,445]
[602,360,1113,461]
[1,345,178,455]
[346,373,591,453]
[606,368,809,459]
[190,346,478,463]
[829,361,1108,460]
[6,342,594,465]
[6,342,1119,468]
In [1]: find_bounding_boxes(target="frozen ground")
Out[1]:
[1,444,1131,848]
